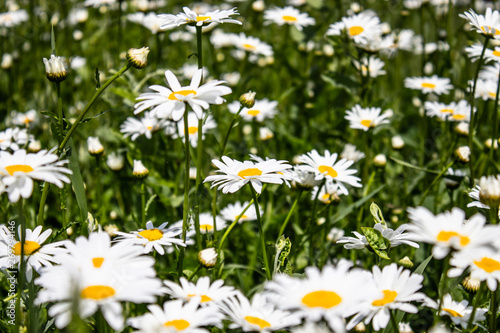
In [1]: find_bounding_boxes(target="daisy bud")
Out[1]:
[462,275,481,293]
[243,124,252,135]
[317,217,326,226]
[198,247,218,268]
[43,54,67,82]
[1,53,13,69]
[392,135,405,150]
[485,138,498,150]
[252,0,265,12]
[455,122,469,136]
[455,146,470,163]
[479,175,500,208]
[189,167,197,180]
[87,136,104,156]
[399,323,414,333]
[133,159,149,179]
[27,139,41,153]
[240,91,256,108]
[126,47,150,69]
[350,2,362,13]
[107,152,124,171]
[398,256,414,269]
[104,224,119,237]
[354,322,366,332]
[259,127,274,141]
[109,211,118,220]
[373,154,387,168]
[323,44,334,57]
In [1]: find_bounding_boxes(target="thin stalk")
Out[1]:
[278,189,303,238]
[467,282,485,331]
[488,64,500,170]
[218,199,255,251]
[309,180,325,265]
[56,81,63,140]
[140,180,146,227]
[250,184,272,280]
[187,264,202,282]
[196,26,203,74]
[36,182,49,225]
[418,161,454,206]
[468,37,490,186]
[390,310,400,333]
[435,256,450,323]
[15,200,26,332]
[220,105,244,157]
[194,118,203,251]
[59,64,131,152]
[94,156,102,224]
[490,289,497,333]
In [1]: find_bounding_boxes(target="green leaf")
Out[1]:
[51,25,55,55]
[332,184,387,224]
[80,109,111,124]
[370,202,386,227]
[415,254,433,274]
[307,0,323,9]
[67,138,88,223]
[361,227,390,260]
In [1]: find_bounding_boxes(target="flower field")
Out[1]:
[2,0,500,332]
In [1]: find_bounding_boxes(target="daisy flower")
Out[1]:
[290,165,322,190]
[114,221,186,255]
[220,201,259,223]
[424,100,474,122]
[231,33,274,57]
[204,156,292,194]
[448,247,500,290]
[0,10,28,28]
[120,111,171,141]
[173,111,217,147]
[337,223,419,250]
[311,180,343,204]
[0,127,30,151]
[134,69,232,121]
[128,299,224,332]
[353,56,386,78]
[196,212,227,233]
[406,206,500,259]
[11,109,38,128]
[465,43,500,63]
[404,75,453,95]
[473,78,498,100]
[345,264,426,331]
[460,8,500,38]
[423,294,487,327]
[326,11,382,45]
[345,105,391,131]
[297,149,362,195]
[220,292,301,332]
[228,99,279,122]
[158,6,241,30]
[0,225,67,281]
[163,276,237,306]
[480,63,500,81]
[127,12,165,34]
[340,144,365,162]
[0,149,72,203]
[263,6,316,31]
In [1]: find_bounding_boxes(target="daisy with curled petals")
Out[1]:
[203,156,292,194]
[406,207,500,259]
[345,105,391,131]
[228,99,278,122]
[263,6,316,31]
[127,299,224,332]
[448,247,500,290]
[0,225,67,281]
[337,223,419,250]
[326,11,382,45]
[163,276,237,306]
[158,7,241,30]
[297,149,362,195]
[232,33,274,57]
[219,292,301,332]
[220,201,259,223]
[264,260,375,332]
[0,149,72,203]
[134,69,232,121]
[120,111,170,141]
[404,75,453,95]
[345,264,426,331]
[114,221,186,255]
[460,8,500,38]
[423,294,487,328]
[467,185,495,211]
[424,100,474,122]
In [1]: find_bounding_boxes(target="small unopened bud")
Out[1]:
[133,159,149,179]
[127,47,150,69]
[485,138,498,150]
[392,136,405,150]
[398,256,414,269]
[259,127,273,141]
[240,91,256,108]
[189,167,197,180]
[373,154,387,168]
[455,122,469,136]
[399,322,414,333]
[198,247,218,268]
[354,322,366,332]
[107,152,124,171]
[462,275,481,293]
[104,224,119,237]
[455,146,470,163]
[479,175,500,207]
[252,0,265,12]
[43,54,67,82]
[87,136,104,156]
[28,140,41,153]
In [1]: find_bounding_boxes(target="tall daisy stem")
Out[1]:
[37,183,50,225]
[140,180,146,227]
[250,184,272,280]
[218,199,255,251]
[488,64,500,170]
[468,37,490,186]
[278,189,303,238]
[490,289,497,333]
[220,105,244,157]
[390,310,400,333]
[15,200,26,332]
[194,25,204,251]
[467,282,485,331]
[309,180,325,265]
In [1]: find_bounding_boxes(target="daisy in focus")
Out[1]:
[114,221,186,255]
[173,111,217,147]
[220,292,302,332]
[0,225,67,281]
[120,111,171,141]
[460,8,500,38]
[158,6,241,29]
[345,105,391,131]
[404,75,453,95]
[228,98,278,122]
[220,201,259,223]
[326,11,382,45]
[204,156,292,194]
[423,294,487,328]
[134,69,231,121]
[337,223,419,250]
[163,276,237,306]
[0,149,72,203]
[263,6,316,31]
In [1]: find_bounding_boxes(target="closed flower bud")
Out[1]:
[104,224,119,237]
[354,322,366,332]
[373,154,387,167]
[240,91,256,108]
[43,54,67,82]
[392,136,405,149]
[107,152,124,171]
[133,159,149,179]
[479,175,500,208]
[455,146,470,163]
[87,136,104,156]
[462,275,481,293]
[398,256,414,268]
[455,122,469,136]
[198,247,218,268]
[126,47,150,69]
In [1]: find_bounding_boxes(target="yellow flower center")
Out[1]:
[5,164,34,176]
[200,224,213,232]
[372,290,398,306]
[474,257,500,273]
[92,257,105,268]
[80,285,116,300]
[164,319,190,330]
[481,26,500,35]
[23,118,31,124]
[282,15,297,22]
[360,119,372,128]
[322,193,331,203]
[196,16,211,22]
[443,308,462,317]
[349,26,364,36]
[237,168,262,179]
[490,92,497,98]
[146,126,153,131]
[247,109,261,117]
[12,241,41,255]
[243,43,256,51]
[436,231,470,246]
[187,294,212,303]
[168,89,197,101]
[188,126,198,135]
[138,229,163,241]
[301,290,342,308]
[440,108,453,113]
[318,165,338,178]
[452,114,466,120]
[493,50,500,57]
[236,214,248,219]
[421,82,436,89]
[244,316,271,329]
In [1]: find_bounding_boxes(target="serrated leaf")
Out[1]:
[370,202,386,226]
[361,227,390,260]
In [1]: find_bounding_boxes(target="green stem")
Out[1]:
[220,105,244,157]
[418,160,454,206]
[309,180,325,265]
[249,184,271,280]
[218,199,255,251]
[141,180,146,227]
[390,310,400,333]
[467,282,485,331]
[56,81,63,139]
[15,200,26,332]
[59,64,131,152]
[468,37,490,186]
[488,64,500,170]
[36,182,50,225]
[196,26,203,75]
[187,264,202,282]
[278,189,303,238]
[194,118,203,251]
[490,289,497,333]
